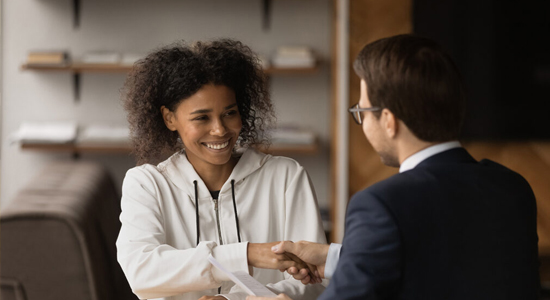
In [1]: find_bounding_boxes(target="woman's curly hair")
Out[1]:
[123,39,274,165]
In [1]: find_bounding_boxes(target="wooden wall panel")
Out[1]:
[464,142,550,282]
[337,0,550,283]
[348,0,412,196]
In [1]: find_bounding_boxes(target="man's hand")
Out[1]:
[246,294,292,300]
[272,241,329,284]
[247,242,310,272]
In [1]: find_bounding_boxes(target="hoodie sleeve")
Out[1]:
[223,165,327,300]
[116,168,250,299]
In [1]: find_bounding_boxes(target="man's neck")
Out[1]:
[397,139,438,166]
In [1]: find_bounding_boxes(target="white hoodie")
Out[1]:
[116,148,327,300]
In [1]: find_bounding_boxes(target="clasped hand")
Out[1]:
[249,241,328,285]
[199,241,328,300]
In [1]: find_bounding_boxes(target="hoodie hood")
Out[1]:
[157,148,271,200]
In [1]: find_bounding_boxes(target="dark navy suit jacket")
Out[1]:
[320,148,539,300]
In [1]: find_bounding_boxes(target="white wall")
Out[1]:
[0,0,332,208]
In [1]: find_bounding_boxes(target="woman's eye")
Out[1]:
[193,115,208,121]
[225,110,238,117]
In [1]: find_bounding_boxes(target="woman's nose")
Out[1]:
[210,118,227,136]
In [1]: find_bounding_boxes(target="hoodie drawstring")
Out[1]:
[231,180,242,243]
[194,180,200,246]
[193,179,242,245]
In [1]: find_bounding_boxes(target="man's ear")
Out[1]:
[161,106,177,131]
[381,108,398,139]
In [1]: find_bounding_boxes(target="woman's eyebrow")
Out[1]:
[190,109,212,115]
[190,103,238,115]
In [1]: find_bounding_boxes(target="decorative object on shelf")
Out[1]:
[81,51,121,64]
[26,51,69,66]
[272,46,316,68]
[269,125,316,145]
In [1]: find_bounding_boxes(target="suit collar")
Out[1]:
[414,147,477,169]
[399,141,462,173]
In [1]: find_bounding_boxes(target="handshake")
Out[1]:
[247,241,330,285]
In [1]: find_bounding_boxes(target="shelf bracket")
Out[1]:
[73,73,81,102]
[73,0,81,29]
[72,151,81,160]
[262,0,272,31]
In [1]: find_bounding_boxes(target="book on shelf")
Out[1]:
[26,51,69,66]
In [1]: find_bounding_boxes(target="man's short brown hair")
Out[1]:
[353,34,466,142]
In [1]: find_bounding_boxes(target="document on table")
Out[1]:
[208,255,277,297]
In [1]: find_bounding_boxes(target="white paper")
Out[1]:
[78,124,130,143]
[208,255,277,297]
[10,121,77,144]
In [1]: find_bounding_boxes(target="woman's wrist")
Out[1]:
[247,243,258,267]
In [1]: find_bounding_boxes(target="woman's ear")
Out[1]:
[161,106,177,131]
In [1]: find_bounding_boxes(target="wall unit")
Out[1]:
[19,63,322,156]
[2,0,332,234]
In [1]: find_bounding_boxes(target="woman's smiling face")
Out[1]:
[162,84,242,169]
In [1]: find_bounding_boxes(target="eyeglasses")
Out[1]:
[348,103,382,125]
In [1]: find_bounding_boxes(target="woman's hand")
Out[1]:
[272,241,328,284]
[247,242,309,271]
[198,296,226,300]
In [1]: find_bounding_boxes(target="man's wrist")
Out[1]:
[324,243,342,279]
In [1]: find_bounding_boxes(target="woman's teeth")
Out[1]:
[205,141,229,150]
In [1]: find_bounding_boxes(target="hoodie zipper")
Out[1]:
[213,198,224,246]
[213,198,223,294]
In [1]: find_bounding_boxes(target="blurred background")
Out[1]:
[1,0,549,299]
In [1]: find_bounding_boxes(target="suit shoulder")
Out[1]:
[363,172,421,196]
[479,159,534,191]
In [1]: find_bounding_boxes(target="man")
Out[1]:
[249,34,540,299]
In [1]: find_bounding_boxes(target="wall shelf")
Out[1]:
[20,140,319,157]
[22,62,320,102]
[21,63,320,75]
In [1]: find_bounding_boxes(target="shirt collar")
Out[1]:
[399,141,462,173]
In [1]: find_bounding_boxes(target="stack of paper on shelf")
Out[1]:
[121,53,144,66]
[77,125,130,145]
[81,51,121,64]
[272,46,316,68]
[270,126,316,145]
[10,122,77,144]
[26,51,69,66]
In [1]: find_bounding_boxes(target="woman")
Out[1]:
[116,39,326,300]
